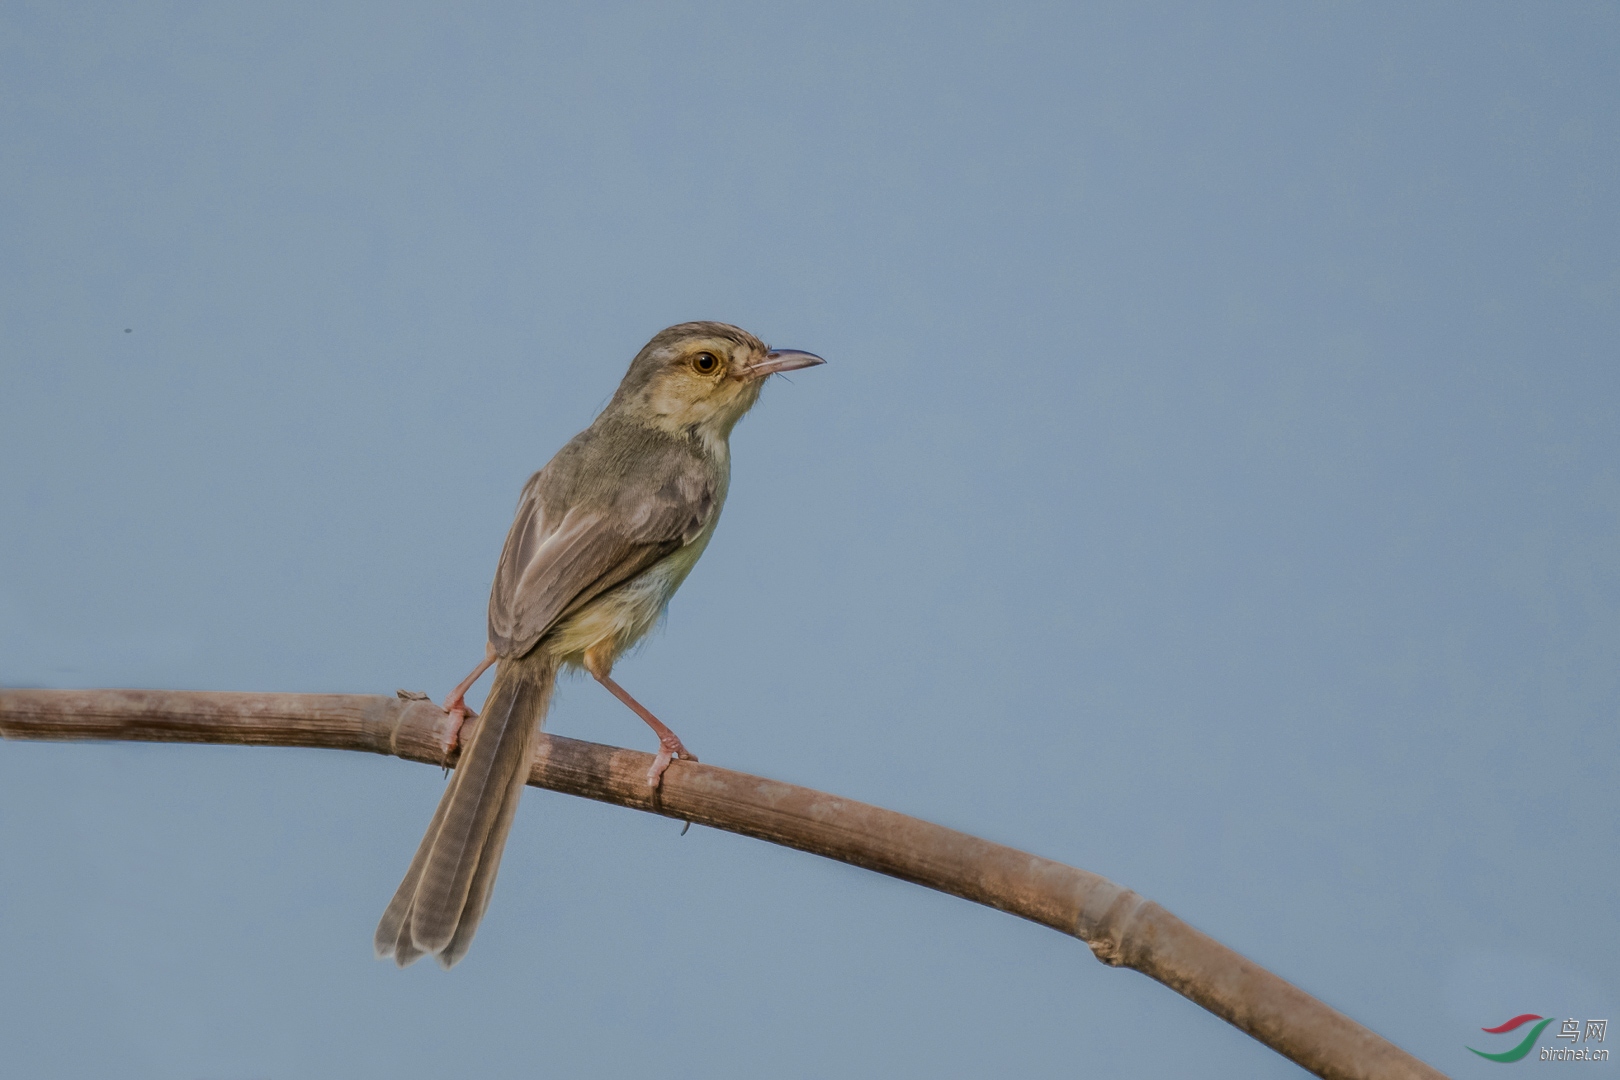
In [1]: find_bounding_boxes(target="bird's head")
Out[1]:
[608,321,824,441]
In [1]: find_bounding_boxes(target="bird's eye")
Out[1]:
[692,352,720,374]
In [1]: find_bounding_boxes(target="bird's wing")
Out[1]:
[487,469,715,657]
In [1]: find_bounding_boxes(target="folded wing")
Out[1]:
[488,464,715,658]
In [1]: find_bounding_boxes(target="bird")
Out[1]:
[375,321,824,968]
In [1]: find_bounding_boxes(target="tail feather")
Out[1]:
[375,652,554,967]
[438,751,528,968]
[373,760,460,960]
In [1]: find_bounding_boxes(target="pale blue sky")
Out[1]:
[2,4,1616,1078]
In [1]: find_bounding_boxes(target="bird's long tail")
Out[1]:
[375,650,554,968]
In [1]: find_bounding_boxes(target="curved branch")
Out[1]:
[0,688,1443,1080]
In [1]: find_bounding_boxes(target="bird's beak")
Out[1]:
[741,349,826,379]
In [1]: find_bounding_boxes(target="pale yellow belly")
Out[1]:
[544,531,712,669]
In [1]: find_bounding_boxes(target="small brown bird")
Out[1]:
[375,321,824,968]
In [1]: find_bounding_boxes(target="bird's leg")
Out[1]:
[583,650,697,787]
[597,674,699,787]
[440,643,497,759]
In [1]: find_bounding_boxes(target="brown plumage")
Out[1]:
[375,322,824,967]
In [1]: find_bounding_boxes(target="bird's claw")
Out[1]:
[646,737,697,788]
[439,699,477,767]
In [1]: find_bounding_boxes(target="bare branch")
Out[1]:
[0,688,1444,1080]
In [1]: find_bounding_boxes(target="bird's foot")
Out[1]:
[439,696,477,766]
[647,733,697,788]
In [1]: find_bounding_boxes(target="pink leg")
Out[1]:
[584,658,697,787]
[440,643,497,757]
